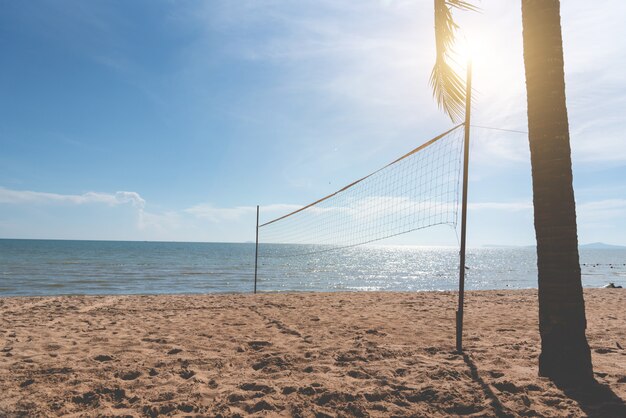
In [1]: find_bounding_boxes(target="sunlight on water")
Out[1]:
[0,239,624,296]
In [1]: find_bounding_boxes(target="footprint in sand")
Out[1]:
[239,382,275,394]
[365,329,387,336]
[347,369,370,379]
[143,403,195,417]
[227,392,247,402]
[282,386,297,395]
[142,337,168,344]
[19,379,35,388]
[395,368,408,377]
[117,370,141,381]
[252,354,290,371]
[493,381,520,394]
[297,386,316,396]
[247,340,271,351]
[245,400,275,413]
[179,369,195,379]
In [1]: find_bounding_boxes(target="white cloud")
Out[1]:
[185,203,302,223]
[0,185,307,240]
[1,182,623,245]
[572,129,626,164]
[181,0,626,179]
[112,191,145,208]
[466,200,626,220]
[465,199,626,225]
[578,199,626,221]
[0,187,145,208]
[198,0,447,153]
[185,204,255,222]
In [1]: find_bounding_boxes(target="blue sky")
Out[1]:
[1,0,625,246]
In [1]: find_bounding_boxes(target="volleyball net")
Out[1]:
[257,124,466,258]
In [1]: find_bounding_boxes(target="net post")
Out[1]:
[254,205,259,294]
[456,59,472,353]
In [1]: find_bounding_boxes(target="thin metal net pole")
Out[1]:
[456,59,472,353]
[254,205,259,294]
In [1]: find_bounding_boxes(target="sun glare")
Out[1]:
[451,36,488,75]
[454,37,475,65]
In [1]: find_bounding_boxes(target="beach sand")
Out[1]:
[0,289,624,417]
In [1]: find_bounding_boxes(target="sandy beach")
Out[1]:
[0,289,624,417]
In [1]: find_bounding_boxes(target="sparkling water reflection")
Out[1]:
[0,239,624,296]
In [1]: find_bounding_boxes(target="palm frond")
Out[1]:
[430,57,466,123]
[446,0,479,13]
[430,0,478,123]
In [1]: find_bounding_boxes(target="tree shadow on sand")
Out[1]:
[463,353,625,418]
[556,379,626,418]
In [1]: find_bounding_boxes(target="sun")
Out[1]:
[451,36,486,73]
[449,23,508,87]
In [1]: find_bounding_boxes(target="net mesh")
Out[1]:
[258,125,465,257]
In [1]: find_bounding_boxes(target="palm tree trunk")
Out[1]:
[521,0,593,383]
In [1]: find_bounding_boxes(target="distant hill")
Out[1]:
[580,242,626,250]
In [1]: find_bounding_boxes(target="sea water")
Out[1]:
[0,239,624,296]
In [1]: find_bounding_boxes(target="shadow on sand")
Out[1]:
[463,352,625,418]
[556,379,626,418]
[462,353,514,418]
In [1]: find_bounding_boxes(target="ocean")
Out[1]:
[0,239,624,297]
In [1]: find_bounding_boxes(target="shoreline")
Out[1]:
[2,284,620,299]
[1,288,538,298]
[1,289,624,416]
